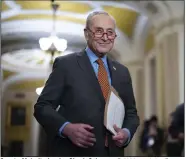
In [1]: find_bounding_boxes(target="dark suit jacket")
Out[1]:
[34,50,139,157]
[169,103,184,138]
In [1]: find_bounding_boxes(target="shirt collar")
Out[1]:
[85,46,107,65]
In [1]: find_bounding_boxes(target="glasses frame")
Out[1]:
[85,27,117,40]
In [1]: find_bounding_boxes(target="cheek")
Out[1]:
[92,41,99,47]
[107,42,114,48]
[110,39,115,44]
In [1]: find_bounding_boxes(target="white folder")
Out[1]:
[104,86,125,135]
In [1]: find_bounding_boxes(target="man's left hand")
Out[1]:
[112,124,129,147]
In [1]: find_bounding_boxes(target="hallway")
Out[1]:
[1,0,184,157]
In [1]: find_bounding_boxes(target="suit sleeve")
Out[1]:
[34,57,68,138]
[122,68,140,146]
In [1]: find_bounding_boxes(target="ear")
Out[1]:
[84,29,89,41]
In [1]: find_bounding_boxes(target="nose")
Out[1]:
[102,33,108,41]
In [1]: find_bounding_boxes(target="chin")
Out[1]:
[97,47,111,54]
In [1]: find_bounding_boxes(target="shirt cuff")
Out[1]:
[122,128,131,146]
[59,122,70,138]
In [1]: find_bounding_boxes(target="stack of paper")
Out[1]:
[104,87,125,135]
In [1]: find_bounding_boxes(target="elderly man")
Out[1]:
[34,11,139,157]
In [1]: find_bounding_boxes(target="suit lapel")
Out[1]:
[77,51,105,103]
[107,57,119,91]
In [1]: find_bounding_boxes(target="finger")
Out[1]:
[112,134,123,140]
[116,139,124,146]
[81,134,96,143]
[118,139,124,144]
[81,128,95,138]
[115,139,124,146]
[87,137,96,143]
[76,142,88,148]
[81,124,94,130]
[79,138,94,147]
[115,141,123,147]
[77,131,96,144]
[113,124,120,132]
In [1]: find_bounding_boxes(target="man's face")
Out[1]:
[84,14,116,56]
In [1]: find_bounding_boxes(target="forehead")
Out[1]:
[90,14,115,30]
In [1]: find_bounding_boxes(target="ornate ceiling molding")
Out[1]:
[2,1,140,38]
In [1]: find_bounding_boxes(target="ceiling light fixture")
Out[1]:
[36,0,66,95]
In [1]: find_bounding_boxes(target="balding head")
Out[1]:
[85,11,116,29]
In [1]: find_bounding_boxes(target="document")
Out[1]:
[104,86,125,135]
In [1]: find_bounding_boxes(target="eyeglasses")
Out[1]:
[86,28,117,40]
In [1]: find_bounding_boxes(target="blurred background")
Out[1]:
[1,0,184,157]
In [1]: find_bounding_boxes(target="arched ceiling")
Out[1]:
[138,1,184,31]
[1,1,147,63]
[2,1,140,38]
[1,0,184,82]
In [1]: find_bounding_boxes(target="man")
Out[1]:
[139,120,149,154]
[144,116,164,156]
[168,103,184,156]
[169,103,184,140]
[34,11,139,157]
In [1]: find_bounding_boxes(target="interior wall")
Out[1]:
[156,42,165,127]
[0,36,2,157]
[150,57,157,115]
[1,89,39,156]
[178,27,184,103]
[135,67,145,156]
[162,32,179,126]
[142,13,184,128]
[144,22,182,128]
[124,65,144,156]
[144,48,157,119]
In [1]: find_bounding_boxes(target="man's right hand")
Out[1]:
[62,123,96,148]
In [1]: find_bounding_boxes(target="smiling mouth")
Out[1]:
[98,43,110,45]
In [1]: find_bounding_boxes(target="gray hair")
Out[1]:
[85,11,116,29]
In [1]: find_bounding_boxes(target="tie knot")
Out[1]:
[96,58,104,65]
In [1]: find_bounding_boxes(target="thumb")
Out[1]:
[113,124,120,132]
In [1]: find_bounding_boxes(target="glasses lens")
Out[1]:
[108,34,116,40]
[89,28,116,39]
[95,34,103,38]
